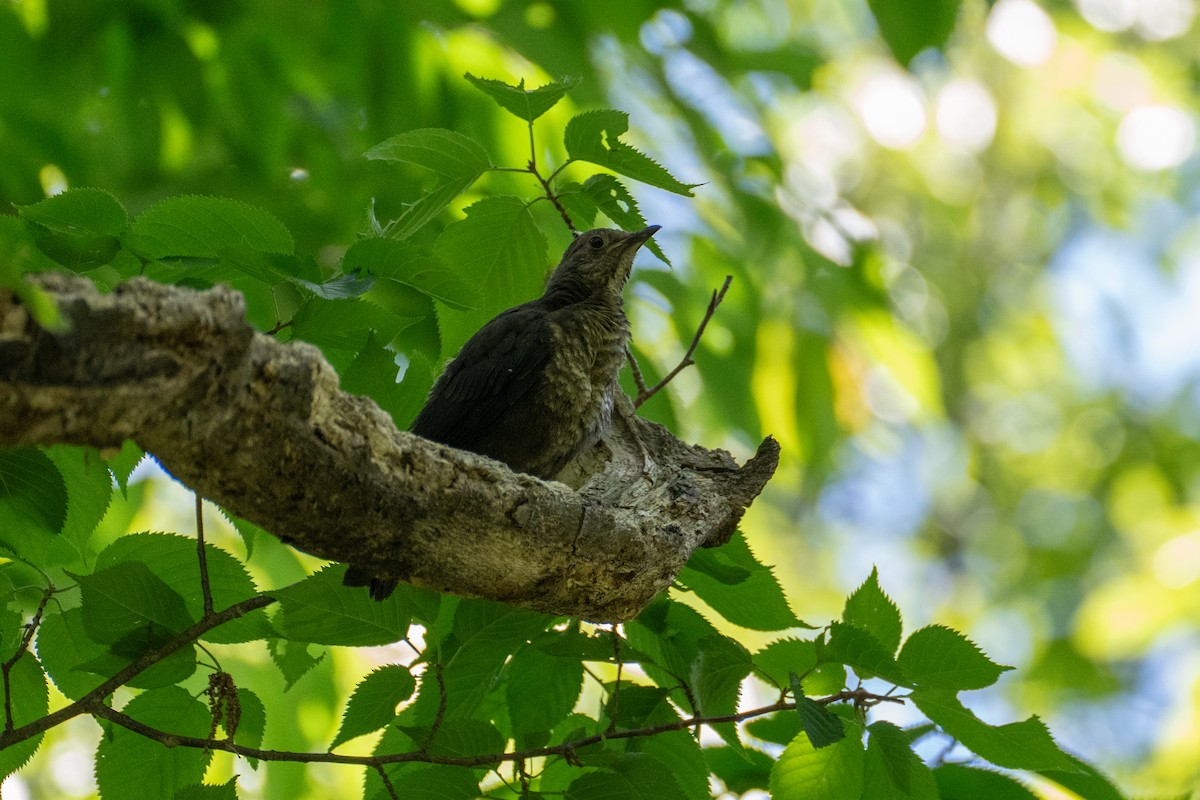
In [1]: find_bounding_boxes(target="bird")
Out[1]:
[344,224,660,600]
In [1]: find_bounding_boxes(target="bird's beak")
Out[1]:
[633,225,661,245]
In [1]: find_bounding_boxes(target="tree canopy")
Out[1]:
[2,1,1199,799]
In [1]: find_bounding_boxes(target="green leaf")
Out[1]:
[366,129,492,239]
[684,547,751,584]
[705,745,775,793]
[898,625,1012,690]
[1037,756,1130,800]
[273,565,412,646]
[73,561,194,645]
[635,728,710,800]
[0,653,49,779]
[174,781,240,799]
[36,608,112,697]
[464,73,579,122]
[864,721,938,799]
[414,718,505,758]
[910,688,1078,771]
[19,188,127,236]
[842,567,902,654]
[432,196,548,355]
[267,638,325,690]
[105,440,146,494]
[290,297,411,357]
[745,712,803,746]
[0,448,68,534]
[770,725,866,800]
[372,764,480,800]
[678,531,803,631]
[566,753,690,800]
[691,634,752,748]
[342,333,435,428]
[754,638,818,690]
[344,237,481,311]
[505,643,584,734]
[94,686,211,800]
[292,271,376,300]
[94,532,269,644]
[233,687,266,766]
[867,0,962,66]
[331,664,417,748]
[933,764,1039,799]
[820,622,910,687]
[565,109,697,196]
[124,196,294,259]
[795,695,845,749]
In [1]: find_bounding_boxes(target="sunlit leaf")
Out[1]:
[464,73,579,121]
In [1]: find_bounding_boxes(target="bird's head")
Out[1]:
[544,225,660,302]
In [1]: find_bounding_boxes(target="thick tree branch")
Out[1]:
[0,274,778,621]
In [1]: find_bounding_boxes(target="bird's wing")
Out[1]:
[410,303,553,448]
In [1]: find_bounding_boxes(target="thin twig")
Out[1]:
[375,764,401,800]
[420,663,448,752]
[0,594,275,750]
[196,493,214,618]
[625,345,649,399]
[606,625,622,735]
[75,689,904,768]
[2,586,53,732]
[634,276,733,408]
[529,160,575,232]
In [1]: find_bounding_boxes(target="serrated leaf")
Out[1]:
[865,720,940,799]
[746,712,804,746]
[554,181,599,230]
[331,664,416,748]
[770,725,865,800]
[105,440,145,494]
[0,653,48,779]
[691,634,752,748]
[705,746,775,794]
[464,73,579,122]
[267,638,324,690]
[820,622,910,687]
[678,531,803,631]
[19,187,127,236]
[373,763,480,800]
[684,547,751,585]
[505,643,584,734]
[45,445,113,558]
[0,448,67,534]
[366,129,492,239]
[843,567,902,654]
[911,688,1078,771]
[933,764,1039,799]
[72,561,194,645]
[342,333,435,428]
[292,271,376,300]
[1037,755,1129,800]
[290,296,411,356]
[566,753,689,800]
[868,0,961,66]
[413,718,505,758]
[581,175,669,264]
[124,196,293,259]
[94,532,269,644]
[565,109,697,196]
[234,688,266,768]
[94,686,211,800]
[344,237,481,310]
[898,625,1012,690]
[795,694,845,749]
[754,638,818,689]
[174,781,240,799]
[626,599,722,705]
[432,196,548,355]
[273,565,412,646]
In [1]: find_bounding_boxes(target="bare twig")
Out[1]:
[634,276,733,408]
[625,345,649,398]
[375,764,401,800]
[196,493,214,618]
[2,586,53,732]
[73,689,905,769]
[529,160,575,232]
[0,594,275,750]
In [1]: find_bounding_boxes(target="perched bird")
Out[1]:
[345,225,660,599]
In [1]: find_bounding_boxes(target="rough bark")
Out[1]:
[0,274,778,621]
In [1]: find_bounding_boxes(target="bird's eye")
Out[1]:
[588,236,604,249]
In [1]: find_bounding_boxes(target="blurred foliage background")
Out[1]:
[2,0,1199,797]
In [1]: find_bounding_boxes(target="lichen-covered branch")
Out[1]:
[0,274,778,621]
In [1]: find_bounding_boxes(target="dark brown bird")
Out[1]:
[345,225,659,599]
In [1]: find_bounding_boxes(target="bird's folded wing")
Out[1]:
[410,304,553,448]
